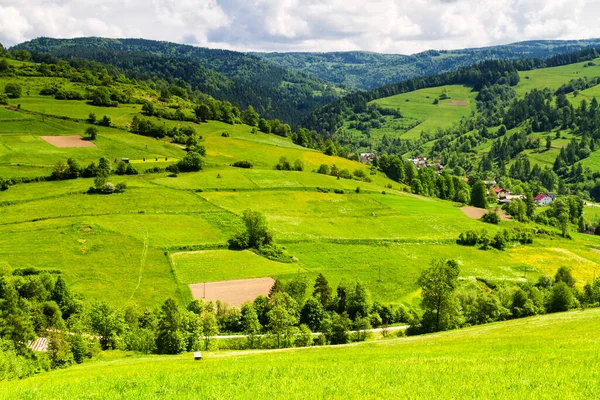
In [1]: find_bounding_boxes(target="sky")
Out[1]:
[1,0,600,54]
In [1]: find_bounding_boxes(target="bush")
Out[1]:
[232,160,253,169]
[177,152,204,172]
[0,93,8,105]
[86,126,98,140]
[275,157,292,171]
[334,189,345,194]
[317,164,330,175]
[481,211,501,224]
[4,83,22,99]
[98,116,111,127]
[457,230,479,246]
[338,169,352,179]
[293,159,304,171]
[221,132,230,137]
[547,282,575,312]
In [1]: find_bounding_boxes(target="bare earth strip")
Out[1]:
[450,100,468,106]
[189,277,275,307]
[460,206,511,221]
[41,135,96,148]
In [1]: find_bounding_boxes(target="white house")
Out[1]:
[534,193,556,206]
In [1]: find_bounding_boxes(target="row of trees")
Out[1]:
[413,259,593,333]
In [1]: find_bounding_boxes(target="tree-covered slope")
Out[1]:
[12,37,343,124]
[255,39,600,90]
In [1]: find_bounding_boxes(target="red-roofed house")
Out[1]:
[534,193,555,206]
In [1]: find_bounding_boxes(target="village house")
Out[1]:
[498,194,525,204]
[359,152,375,164]
[408,156,428,168]
[534,193,556,206]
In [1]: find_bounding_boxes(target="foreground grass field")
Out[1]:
[4,309,600,399]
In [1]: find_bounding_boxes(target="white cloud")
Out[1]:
[0,0,600,53]
[0,6,31,43]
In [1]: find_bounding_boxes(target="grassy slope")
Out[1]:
[2,62,600,308]
[372,84,477,139]
[363,58,600,166]
[4,309,600,399]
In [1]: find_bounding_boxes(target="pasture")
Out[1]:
[515,58,600,97]
[372,84,477,138]
[3,309,600,399]
[2,57,600,309]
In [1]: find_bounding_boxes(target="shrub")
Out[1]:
[232,160,253,169]
[177,152,204,172]
[481,211,500,225]
[275,157,292,171]
[0,93,8,105]
[334,189,344,194]
[547,282,575,312]
[338,169,352,179]
[317,164,330,175]
[86,126,98,140]
[4,83,22,98]
[457,230,479,246]
[221,132,230,137]
[98,116,111,127]
[491,232,506,250]
[115,182,127,192]
[293,159,304,171]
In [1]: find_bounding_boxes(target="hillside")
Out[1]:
[0,52,599,312]
[304,50,600,211]
[11,37,344,124]
[2,309,600,399]
[256,39,600,90]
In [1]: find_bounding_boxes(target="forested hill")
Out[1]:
[12,37,343,124]
[304,48,600,135]
[254,39,600,90]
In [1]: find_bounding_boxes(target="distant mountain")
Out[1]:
[13,37,344,124]
[254,39,600,90]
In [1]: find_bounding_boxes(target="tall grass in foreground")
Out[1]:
[4,309,600,399]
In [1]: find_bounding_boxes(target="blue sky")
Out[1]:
[1,0,598,53]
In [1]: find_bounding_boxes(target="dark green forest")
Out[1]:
[13,37,342,124]
[255,39,600,90]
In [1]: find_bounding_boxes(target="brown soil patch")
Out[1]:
[41,135,96,148]
[450,100,468,106]
[460,206,511,221]
[189,277,275,308]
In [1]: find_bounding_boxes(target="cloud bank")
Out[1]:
[0,0,598,53]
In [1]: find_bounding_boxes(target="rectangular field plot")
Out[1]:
[41,135,96,148]
[172,250,300,284]
[189,277,275,307]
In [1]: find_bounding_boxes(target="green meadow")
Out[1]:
[372,84,477,138]
[3,309,600,399]
[516,58,600,96]
[1,57,600,311]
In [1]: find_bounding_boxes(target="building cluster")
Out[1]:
[489,184,556,206]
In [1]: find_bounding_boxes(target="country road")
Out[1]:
[28,325,410,351]
[206,325,410,340]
